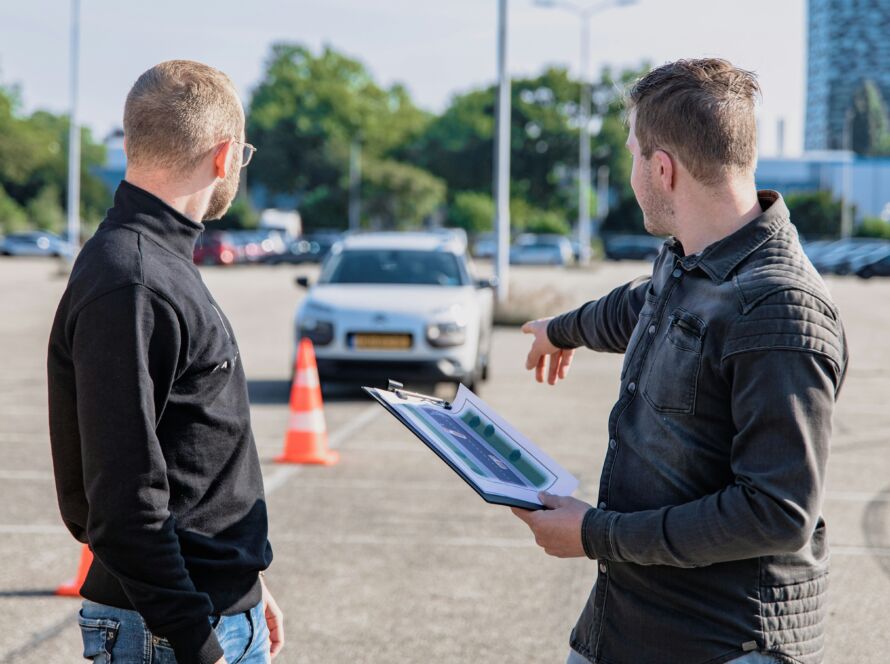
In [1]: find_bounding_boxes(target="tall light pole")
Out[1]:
[67,0,82,260]
[349,139,362,233]
[494,0,511,304]
[535,0,637,265]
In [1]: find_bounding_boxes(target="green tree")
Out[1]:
[246,43,436,228]
[447,191,494,234]
[849,80,890,156]
[0,184,28,234]
[403,63,648,227]
[785,190,842,239]
[0,83,108,229]
[854,216,890,239]
[361,158,445,229]
[26,184,65,233]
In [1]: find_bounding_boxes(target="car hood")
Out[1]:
[305,284,474,315]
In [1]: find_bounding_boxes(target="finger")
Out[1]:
[520,321,535,335]
[538,491,566,509]
[547,352,560,385]
[535,355,545,383]
[526,348,539,371]
[558,349,574,379]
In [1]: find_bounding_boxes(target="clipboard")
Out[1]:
[363,380,578,510]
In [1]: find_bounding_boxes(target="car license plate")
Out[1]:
[352,333,413,350]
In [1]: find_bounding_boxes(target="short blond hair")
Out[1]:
[123,60,244,174]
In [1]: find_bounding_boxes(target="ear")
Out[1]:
[213,140,234,179]
[652,149,674,192]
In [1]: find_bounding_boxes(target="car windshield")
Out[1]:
[320,249,467,286]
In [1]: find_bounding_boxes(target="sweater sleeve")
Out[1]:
[71,284,223,664]
[546,276,651,352]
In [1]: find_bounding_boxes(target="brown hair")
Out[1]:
[627,58,760,185]
[123,60,244,175]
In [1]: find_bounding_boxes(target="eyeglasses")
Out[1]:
[232,139,257,168]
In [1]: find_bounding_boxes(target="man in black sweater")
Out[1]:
[48,61,281,664]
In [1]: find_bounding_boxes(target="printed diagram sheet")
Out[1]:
[365,383,578,509]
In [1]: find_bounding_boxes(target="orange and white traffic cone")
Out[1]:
[56,545,93,597]
[275,338,339,465]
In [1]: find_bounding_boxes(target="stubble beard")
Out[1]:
[204,162,242,222]
[637,165,674,238]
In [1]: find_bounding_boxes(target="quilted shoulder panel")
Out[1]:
[724,226,845,370]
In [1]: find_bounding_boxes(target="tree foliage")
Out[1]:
[0,83,107,235]
[785,190,843,239]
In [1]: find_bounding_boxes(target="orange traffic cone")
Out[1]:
[56,545,93,597]
[275,339,339,465]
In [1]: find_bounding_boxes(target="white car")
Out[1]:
[294,231,496,390]
[509,233,574,266]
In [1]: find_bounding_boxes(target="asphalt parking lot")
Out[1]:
[0,257,888,663]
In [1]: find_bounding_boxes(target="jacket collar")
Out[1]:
[668,190,790,282]
[105,180,205,260]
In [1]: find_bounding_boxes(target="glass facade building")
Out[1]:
[805,0,890,150]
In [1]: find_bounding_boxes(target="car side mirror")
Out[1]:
[475,276,498,289]
[295,276,311,289]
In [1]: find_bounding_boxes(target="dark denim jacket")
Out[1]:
[547,192,847,664]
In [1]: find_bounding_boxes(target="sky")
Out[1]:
[0,0,807,157]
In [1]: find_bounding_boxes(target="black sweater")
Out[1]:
[47,181,272,664]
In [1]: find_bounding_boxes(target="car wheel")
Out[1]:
[858,267,874,279]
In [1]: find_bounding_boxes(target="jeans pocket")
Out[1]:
[78,614,121,663]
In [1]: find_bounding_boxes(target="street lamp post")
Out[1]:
[534,0,637,265]
[67,0,82,261]
[494,0,511,304]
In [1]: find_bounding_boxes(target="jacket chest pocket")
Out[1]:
[643,308,706,414]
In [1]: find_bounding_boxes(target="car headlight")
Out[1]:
[298,317,334,346]
[426,304,468,347]
[426,321,467,347]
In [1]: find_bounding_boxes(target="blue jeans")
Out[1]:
[566,649,781,663]
[78,598,270,663]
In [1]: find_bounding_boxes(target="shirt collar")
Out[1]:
[105,180,205,260]
[667,190,790,282]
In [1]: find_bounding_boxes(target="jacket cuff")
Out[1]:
[165,618,223,664]
[546,314,577,350]
[581,508,617,560]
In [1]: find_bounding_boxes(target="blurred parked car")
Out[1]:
[0,231,74,258]
[267,232,341,265]
[808,238,874,274]
[509,234,573,266]
[194,231,237,266]
[471,232,496,259]
[857,253,890,278]
[603,234,664,261]
[293,232,495,390]
[833,241,890,276]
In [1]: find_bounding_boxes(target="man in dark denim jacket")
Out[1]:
[513,59,847,664]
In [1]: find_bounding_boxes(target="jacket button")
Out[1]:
[672,268,682,278]
[609,439,617,450]
[648,324,656,335]
[598,501,607,509]
[627,382,636,393]
[599,562,607,573]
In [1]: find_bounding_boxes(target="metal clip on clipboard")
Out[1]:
[386,379,452,409]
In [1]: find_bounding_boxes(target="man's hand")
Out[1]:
[521,318,575,385]
[511,492,592,558]
[213,659,228,664]
[260,574,285,658]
